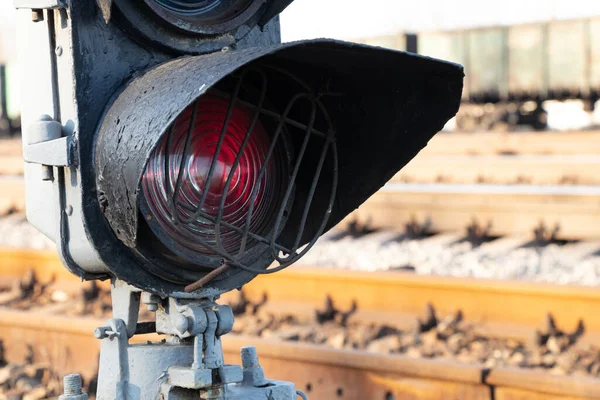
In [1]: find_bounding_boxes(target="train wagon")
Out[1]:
[356,17,600,130]
[420,19,600,104]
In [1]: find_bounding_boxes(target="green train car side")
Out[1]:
[358,17,600,109]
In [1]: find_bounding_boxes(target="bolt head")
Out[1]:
[174,314,189,334]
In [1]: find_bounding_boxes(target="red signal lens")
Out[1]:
[141,94,287,257]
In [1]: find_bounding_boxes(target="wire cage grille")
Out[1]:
[140,64,338,277]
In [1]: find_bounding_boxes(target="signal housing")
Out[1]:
[94,40,463,296]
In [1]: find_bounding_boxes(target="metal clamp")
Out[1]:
[23,135,73,167]
[24,115,74,181]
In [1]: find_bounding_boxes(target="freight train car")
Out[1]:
[357,17,600,130]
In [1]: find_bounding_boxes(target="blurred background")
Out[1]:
[2,1,600,399]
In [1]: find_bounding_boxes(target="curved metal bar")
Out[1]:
[270,94,317,254]
[297,390,309,400]
[179,76,243,225]
[236,91,307,255]
[215,68,268,252]
[170,98,199,223]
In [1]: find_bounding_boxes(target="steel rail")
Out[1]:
[0,309,599,400]
[2,249,600,342]
[345,182,600,240]
[397,154,600,185]
[422,131,600,156]
[2,176,600,239]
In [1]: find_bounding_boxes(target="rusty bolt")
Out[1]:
[64,374,82,394]
[60,374,88,400]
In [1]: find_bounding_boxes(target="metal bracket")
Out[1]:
[110,279,142,338]
[13,0,66,9]
[23,135,74,167]
[96,318,130,400]
[24,115,74,169]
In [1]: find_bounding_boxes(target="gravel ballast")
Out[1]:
[296,232,600,286]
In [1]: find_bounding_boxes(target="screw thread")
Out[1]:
[63,374,82,394]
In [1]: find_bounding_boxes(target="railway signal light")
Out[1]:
[17,1,462,298]
[16,1,462,398]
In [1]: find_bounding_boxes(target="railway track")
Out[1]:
[1,178,600,240]
[2,131,600,239]
[2,248,600,335]
[2,249,600,399]
[399,155,600,185]
[421,131,600,156]
[344,183,600,240]
[1,133,599,398]
[3,316,600,400]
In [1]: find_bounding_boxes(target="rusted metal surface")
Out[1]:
[235,267,600,339]
[229,294,600,377]
[488,368,600,399]
[0,312,489,399]
[5,251,600,340]
[2,261,600,397]
[2,266,599,379]
[223,336,490,400]
[495,386,595,400]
